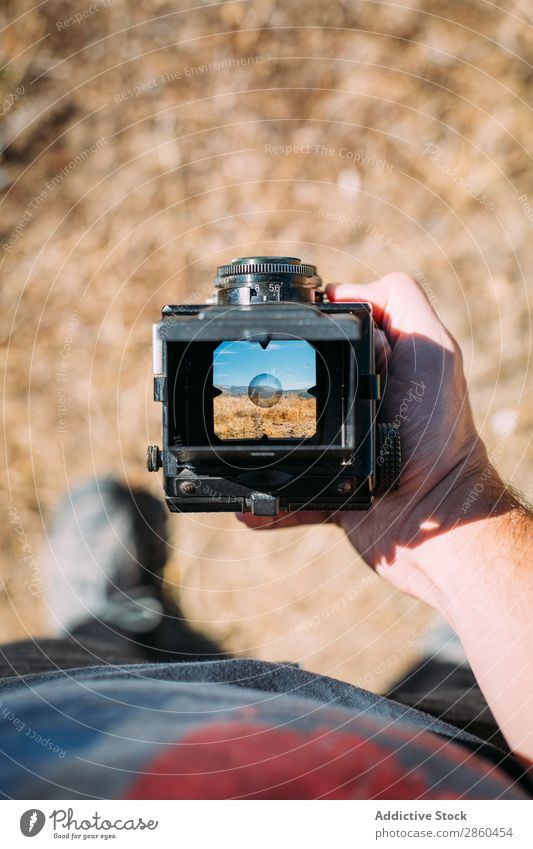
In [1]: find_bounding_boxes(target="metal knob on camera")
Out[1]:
[214,256,321,305]
[146,445,162,472]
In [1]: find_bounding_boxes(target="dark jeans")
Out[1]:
[0,623,505,751]
[2,631,531,795]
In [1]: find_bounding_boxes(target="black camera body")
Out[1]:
[148,257,400,515]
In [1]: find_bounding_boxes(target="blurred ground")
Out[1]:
[0,0,531,690]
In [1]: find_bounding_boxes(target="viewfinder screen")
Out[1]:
[213,340,316,440]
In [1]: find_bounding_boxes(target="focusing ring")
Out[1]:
[214,256,320,304]
[217,257,317,280]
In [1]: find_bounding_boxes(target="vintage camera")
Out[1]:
[147,257,400,515]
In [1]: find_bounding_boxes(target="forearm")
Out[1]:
[411,482,533,760]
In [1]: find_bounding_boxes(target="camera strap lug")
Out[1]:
[358,374,381,400]
[249,493,280,516]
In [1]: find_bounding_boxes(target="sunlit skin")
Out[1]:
[238,272,533,761]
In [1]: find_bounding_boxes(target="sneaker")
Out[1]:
[42,477,167,636]
[42,477,225,661]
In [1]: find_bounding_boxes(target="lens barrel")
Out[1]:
[214,256,320,304]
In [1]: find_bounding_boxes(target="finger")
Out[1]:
[326,273,452,350]
[236,511,336,530]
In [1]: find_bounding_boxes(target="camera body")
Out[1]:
[148,257,400,515]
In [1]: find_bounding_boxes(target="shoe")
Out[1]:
[43,477,226,661]
[43,477,168,636]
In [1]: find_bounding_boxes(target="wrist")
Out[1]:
[406,467,525,618]
[409,481,533,760]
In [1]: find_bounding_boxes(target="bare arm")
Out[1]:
[239,272,533,760]
[412,486,533,760]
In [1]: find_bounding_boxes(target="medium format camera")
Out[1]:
[147,257,401,515]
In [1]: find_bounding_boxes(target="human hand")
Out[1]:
[238,272,533,759]
[238,272,508,610]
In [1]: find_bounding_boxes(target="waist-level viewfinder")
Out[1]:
[147,257,401,515]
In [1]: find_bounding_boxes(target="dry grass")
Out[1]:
[214,393,316,439]
[0,1,531,690]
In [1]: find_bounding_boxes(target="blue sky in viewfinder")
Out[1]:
[213,341,316,390]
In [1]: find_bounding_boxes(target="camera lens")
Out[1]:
[214,256,319,304]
